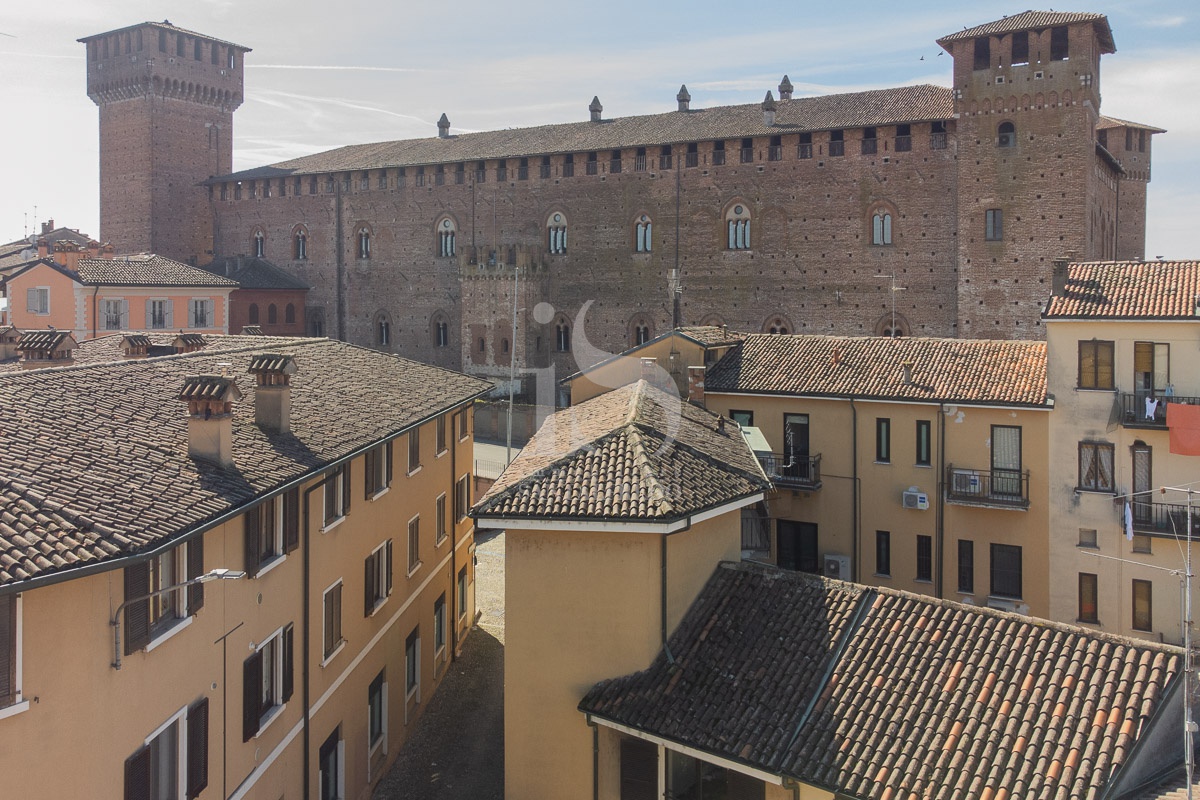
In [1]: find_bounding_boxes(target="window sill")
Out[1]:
[914,463,932,469]
[1077,618,1102,626]
[914,578,933,585]
[436,449,448,459]
[255,703,287,739]
[1077,543,1099,549]
[408,466,422,478]
[254,554,287,579]
[873,461,891,466]
[145,615,194,653]
[1075,387,1117,393]
[1074,487,1117,496]
[458,434,470,443]
[369,735,387,760]
[0,699,30,722]
[435,535,448,549]
[873,573,891,579]
[321,515,346,534]
[407,561,423,579]
[369,487,390,502]
[321,639,347,668]
[368,595,391,618]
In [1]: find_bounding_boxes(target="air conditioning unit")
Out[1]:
[951,470,980,494]
[902,490,929,510]
[823,554,851,580]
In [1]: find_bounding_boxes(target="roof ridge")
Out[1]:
[623,424,672,517]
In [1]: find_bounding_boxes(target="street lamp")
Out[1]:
[110,567,246,669]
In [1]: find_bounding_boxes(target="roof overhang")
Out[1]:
[474,492,765,533]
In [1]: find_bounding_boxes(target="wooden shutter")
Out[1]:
[145,299,154,328]
[124,562,151,655]
[242,650,262,742]
[620,737,657,800]
[385,441,394,486]
[281,625,294,703]
[26,288,38,313]
[186,697,209,799]
[124,744,151,800]
[283,489,300,553]
[120,299,130,329]
[342,462,351,515]
[163,301,174,329]
[244,507,262,577]
[364,553,376,617]
[188,536,205,613]
[0,595,13,705]
[385,540,393,596]
[364,448,376,499]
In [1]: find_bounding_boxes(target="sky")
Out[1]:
[1,0,1196,257]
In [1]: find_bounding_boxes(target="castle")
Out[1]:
[81,12,1161,385]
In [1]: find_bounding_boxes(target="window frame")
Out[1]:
[407,515,421,576]
[368,670,387,758]
[455,474,471,521]
[323,465,349,529]
[985,208,1003,241]
[436,494,448,545]
[916,535,933,582]
[243,623,293,741]
[0,593,24,716]
[103,298,127,331]
[875,531,891,577]
[989,543,1023,600]
[405,626,420,699]
[957,540,974,594]
[1078,441,1116,493]
[188,298,213,329]
[436,416,447,456]
[434,593,447,658]
[245,493,294,578]
[1078,572,1099,623]
[407,428,421,474]
[875,418,891,463]
[458,567,469,621]
[364,540,393,617]
[322,580,344,664]
[1078,339,1115,390]
[1132,579,1153,631]
[915,420,931,466]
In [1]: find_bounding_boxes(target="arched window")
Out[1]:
[998,121,1016,148]
[248,303,260,324]
[502,338,510,354]
[285,304,296,324]
[268,304,278,325]
[726,204,752,250]
[431,312,450,348]
[252,229,265,258]
[357,225,372,259]
[293,226,308,260]
[375,311,391,347]
[763,315,793,335]
[635,326,651,345]
[478,337,486,353]
[308,308,325,337]
[437,217,457,257]
[555,318,571,352]
[872,212,893,245]
[875,312,910,338]
[634,214,652,253]
[629,315,654,346]
[547,212,568,255]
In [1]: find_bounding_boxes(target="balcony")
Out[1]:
[945,465,1030,509]
[1131,501,1200,537]
[1119,392,1200,429]
[757,453,822,491]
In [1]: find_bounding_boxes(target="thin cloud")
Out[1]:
[1139,15,1186,28]
[248,64,423,73]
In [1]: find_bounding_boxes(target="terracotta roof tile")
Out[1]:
[201,256,310,290]
[217,85,954,180]
[1043,261,1200,320]
[74,254,239,287]
[936,11,1112,51]
[706,334,1048,406]
[581,561,1182,800]
[0,336,491,587]
[473,381,770,522]
[1098,116,1167,134]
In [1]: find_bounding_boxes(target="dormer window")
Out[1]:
[998,121,1016,148]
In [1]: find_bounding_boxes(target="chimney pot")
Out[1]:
[762,91,777,126]
[831,348,842,366]
[248,354,297,434]
[778,75,794,101]
[589,96,603,122]
[687,365,706,407]
[901,360,915,385]
[179,375,243,467]
[437,113,451,139]
[640,356,658,385]
[1051,256,1070,296]
[677,84,691,112]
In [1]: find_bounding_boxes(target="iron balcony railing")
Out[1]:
[768,145,783,161]
[712,150,726,166]
[945,465,1030,508]
[1119,392,1200,428]
[685,152,699,167]
[1131,501,1200,537]
[828,140,845,157]
[931,132,948,150]
[757,453,822,490]
[797,143,813,159]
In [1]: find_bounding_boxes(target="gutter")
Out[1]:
[1099,669,1186,799]
[0,393,488,599]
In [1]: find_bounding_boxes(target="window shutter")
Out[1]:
[205,300,214,328]
[242,650,263,742]
[0,595,13,705]
[364,449,376,499]
[145,299,154,328]
[186,697,210,799]
[281,624,294,703]
[283,489,300,553]
[385,540,393,596]
[26,288,38,313]
[244,507,262,577]
[385,441,394,486]
[164,302,174,329]
[620,737,657,800]
[121,299,130,329]
[364,554,375,617]
[124,744,152,800]
[123,562,151,654]
[188,536,205,613]
[342,462,352,515]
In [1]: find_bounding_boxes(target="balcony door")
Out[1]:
[1134,342,1170,395]
[777,521,819,574]
[991,425,1022,497]
[1132,443,1152,525]
[783,414,810,481]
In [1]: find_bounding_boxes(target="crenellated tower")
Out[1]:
[79,22,250,264]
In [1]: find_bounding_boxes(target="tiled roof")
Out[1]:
[216,84,954,180]
[201,256,310,291]
[241,326,265,336]
[178,374,241,403]
[581,561,1182,800]
[75,254,240,287]
[706,334,1048,406]
[473,381,770,522]
[1124,769,1200,799]
[247,353,296,374]
[120,334,152,348]
[1098,116,1168,134]
[0,337,491,587]
[0,333,307,373]
[16,331,76,353]
[561,326,746,385]
[936,11,1113,52]
[77,21,250,52]
[1044,261,1200,320]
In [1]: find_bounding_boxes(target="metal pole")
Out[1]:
[1187,489,1194,800]
[506,262,518,465]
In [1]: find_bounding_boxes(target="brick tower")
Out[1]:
[939,12,1119,339]
[79,22,250,264]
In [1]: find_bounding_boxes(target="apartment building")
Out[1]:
[0,333,489,799]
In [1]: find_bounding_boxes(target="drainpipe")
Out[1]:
[301,471,341,800]
[781,777,802,800]
[936,403,947,599]
[91,283,101,340]
[850,399,859,582]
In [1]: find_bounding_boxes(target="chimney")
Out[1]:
[36,237,49,259]
[119,334,151,359]
[179,375,243,468]
[589,96,603,122]
[53,240,83,272]
[901,361,915,385]
[677,84,691,112]
[687,365,706,407]
[86,240,102,259]
[778,75,794,101]
[1051,257,1069,296]
[248,353,297,434]
[831,348,843,366]
[640,356,658,385]
[0,326,22,360]
[173,333,207,354]
[98,242,116,258]
[17,330,78,370]
[41,219,53,235]
[762,91,777,126]
[241,325,265,335]
[437,113,451,139]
